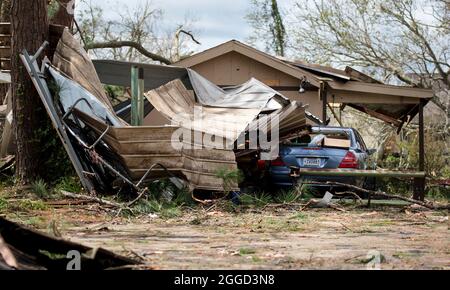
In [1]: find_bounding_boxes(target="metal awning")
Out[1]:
[92,59,191,90]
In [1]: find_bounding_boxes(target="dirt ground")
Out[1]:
[3,197,448,270]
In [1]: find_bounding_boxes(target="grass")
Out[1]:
[32,179,50,199]
[239,192,272,207]
[55,176,82,193]
[239,247,256,255]
[274,189,301,204]
[0,198,48,213]
[0,196,8,212]
[289,212,308,221]
[128,198,182,218]
[16,199,48,211]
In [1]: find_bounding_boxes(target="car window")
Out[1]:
[289,131,351,147]
[354,131,367,151]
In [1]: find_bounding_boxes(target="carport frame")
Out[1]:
[319,81,433,201]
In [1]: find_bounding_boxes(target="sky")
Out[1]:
[76,0,265,52]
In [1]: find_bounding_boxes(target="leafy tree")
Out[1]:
[246,0,287,56]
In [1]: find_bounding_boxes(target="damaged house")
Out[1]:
[20,29,307,197]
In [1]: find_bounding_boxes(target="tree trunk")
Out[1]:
[11,0,48,184]
[50,0,74,29]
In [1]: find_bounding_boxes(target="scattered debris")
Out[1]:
[320,181,449,210]
[0,217,141,270]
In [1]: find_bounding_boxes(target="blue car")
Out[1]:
[267,126,375,193]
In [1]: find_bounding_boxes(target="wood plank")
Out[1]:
[0,23,10,35]
[0,47,10,58]
[294,168,426,178]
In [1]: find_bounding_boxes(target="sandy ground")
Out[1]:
[58,203,449,269]
[2,196,449,270]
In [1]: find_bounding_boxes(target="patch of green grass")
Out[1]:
[16,199,48,211]
[23,216,47,228]
[299,184,320,199]
[239,247,256,255]
[393,251,421,259]
[289,212,308,221]
[38,249,66,260]
[0,197,9,212]
[32,179,50,199]
[254,217,301,232]
[274,189,301,204]
[0,176,15,189]
[128,198,182,219]
[251,256,262,263]
[240,192,272,207]
[215,168,244,195]
[55,176,82,194]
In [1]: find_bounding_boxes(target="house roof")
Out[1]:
[175,40,433,98]
[95,41,434,128]
[175,40,322,87]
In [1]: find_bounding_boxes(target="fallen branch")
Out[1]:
[85,41,172,65]
[126,187,149,207]
[60,190,123,208]
[317,181,449,210]
[334,191,363,202]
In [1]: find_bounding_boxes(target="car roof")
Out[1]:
[311,126,355,132]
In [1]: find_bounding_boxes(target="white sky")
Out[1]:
[76,0,275,52]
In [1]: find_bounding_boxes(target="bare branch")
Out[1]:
[85,41,172,64]
[178,29,201,45]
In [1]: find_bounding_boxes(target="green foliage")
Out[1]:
[215,168,244,196]
[0,175,15,189]
[125,179,192,218]
[0,197,8,212]
[274,189,301,203]
[16,199,48,211]
[299,184,320,198]
[34,81,75,183]
[32,179,50,199]
[239,247,256,255]
[55,176,82,193]
[247,0,286,56]
[426,186,450,201]
[47,0,60,20]
[104,85,126,106]
[131,198,181,218]
[239,192,272,207]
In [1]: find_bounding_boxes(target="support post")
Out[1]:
[131,66,144,126]
[413,99,425,201]
[320,81,327,125]
[138,67,144,125]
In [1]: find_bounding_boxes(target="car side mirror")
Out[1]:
[367,148,377,155]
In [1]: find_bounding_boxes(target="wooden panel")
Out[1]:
[76,109,239,191]
[0,23,10,35]
[0,47,10,58]
[330,91,421,104]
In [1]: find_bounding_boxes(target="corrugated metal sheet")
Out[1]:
[75,110,239,191]
[52,28,113,109]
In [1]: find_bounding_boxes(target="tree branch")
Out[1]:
[177,29,201,45]
[85,41,172,64]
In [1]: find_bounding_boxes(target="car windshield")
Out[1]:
[288,131,352,147]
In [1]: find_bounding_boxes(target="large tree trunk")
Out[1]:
[11,0,48,184]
